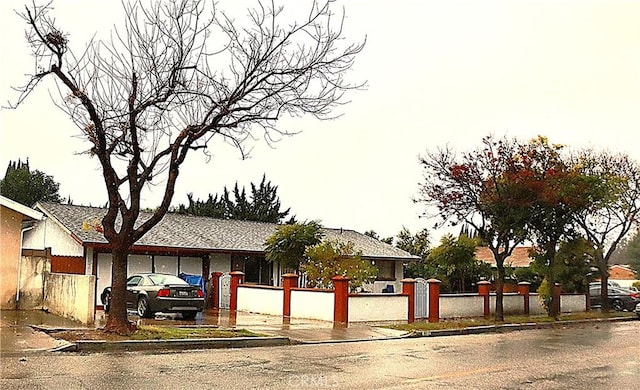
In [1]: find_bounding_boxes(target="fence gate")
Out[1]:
[219,273,231,309]
[415,277,429,319]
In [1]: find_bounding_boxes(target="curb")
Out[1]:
[294,333,412,345]
[410,316,637,338]
[60,336,292,353]
[34,316,636,353]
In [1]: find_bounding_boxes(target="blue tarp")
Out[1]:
[179,273,206,295]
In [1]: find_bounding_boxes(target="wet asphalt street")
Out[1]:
[2,320,638,389]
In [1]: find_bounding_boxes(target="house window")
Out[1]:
[231,254,271,285]
[127,255,152,274]
[375,260,396,281]
[179,257,202,275]
[154,256,178,275]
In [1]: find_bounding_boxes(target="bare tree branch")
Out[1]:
[11,0,364,333]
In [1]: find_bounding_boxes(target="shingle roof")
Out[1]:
[36,202,418,261]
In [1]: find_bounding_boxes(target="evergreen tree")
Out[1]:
[0,159,61,206]
[611,230,640,271]
[177,175,291,223]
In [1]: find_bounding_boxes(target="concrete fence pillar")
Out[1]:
[211,271,223,309]
[229,271,244,312]
[401,278,416,324]
[427,279,441,323]
[282,273,298,318]
[332,275,350,328]
[518,282,531,315]
[478,280,491,319]
[553,283,562,315]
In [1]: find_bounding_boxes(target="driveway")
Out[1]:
[0,310,80,356]
[95,309,408,343]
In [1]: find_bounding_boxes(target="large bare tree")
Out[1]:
[14,0,363,334]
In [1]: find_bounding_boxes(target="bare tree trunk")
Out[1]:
[593,251,610,313]
[547,244,560,318]
[495,265,505,322]
[104,248,135,334]
[599,266,610,313]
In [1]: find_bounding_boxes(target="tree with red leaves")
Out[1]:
[512,137,608,317]
[418,135,532,321]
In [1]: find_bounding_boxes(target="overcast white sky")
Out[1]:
[1,0,639,241]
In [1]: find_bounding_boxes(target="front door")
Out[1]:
[231,255,272,285]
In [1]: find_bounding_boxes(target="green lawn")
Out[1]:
[385,311,637,332]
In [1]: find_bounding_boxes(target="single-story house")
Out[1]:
[608,264,638,289]
[23,202,419,312]
[0,195,44,309]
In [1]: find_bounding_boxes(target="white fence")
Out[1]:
[290,289,334,321]
[440,294,485,318]
[237,285,283,316]
[44,272,96,324]
[232,280,588,324]
[560,294,588,313]
[349,294,408,322]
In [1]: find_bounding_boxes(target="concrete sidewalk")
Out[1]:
[94,309,410,344]
[1,310,80,356]
[1,309,409,354]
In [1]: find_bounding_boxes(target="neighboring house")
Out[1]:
[24,202,419,310]
[0,195,44,309]
[608,264,638,289]
[475,246,535,268]
[475,246,536,292]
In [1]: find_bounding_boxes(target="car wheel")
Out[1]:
[612,299,624,311]
[102,293,111,313]
[137,297,153,318]
[181,311,197,320]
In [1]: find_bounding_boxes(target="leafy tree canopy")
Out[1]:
[0,159,61,206]
[529,236,596,294]
[611,229,640,272]
[303,239,377,290]
[396,227,431,259]
[264,220,324,270]
[176,175,291,223]
[426,233,489,293]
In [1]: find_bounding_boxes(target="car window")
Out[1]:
[127,276,143,287]
[148,274,189,286]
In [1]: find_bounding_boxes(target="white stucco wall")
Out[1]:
[560,294,588,313]
[611,279,640,289]
[237,286,283,316]
[290,289,334,321]
[210,253,231,273]
[372,281,401,294]
[17,255,50,310]
[348,294,408,322]
[1,207,22,309]
[44,272,96,324]
[440,295,485,318]
[439,293,586,318]
[23,218,84,256]
[529,294,547,315]
[501,294,527,315]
